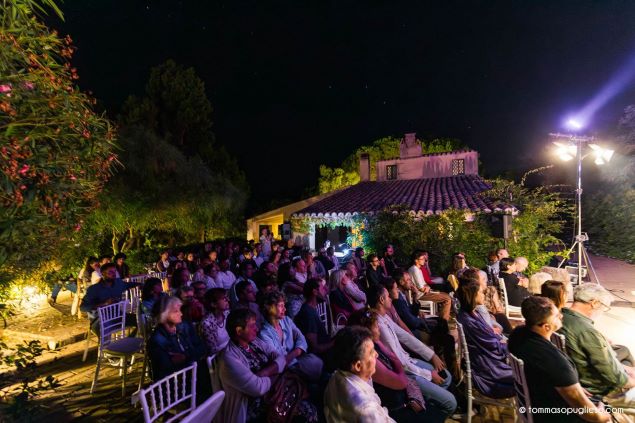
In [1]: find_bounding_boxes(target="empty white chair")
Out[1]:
[180,391,225,423]
[139,362,198,423]
[419,300,437,317]
[498,278,524,322]
[90,301,144,396]
[125,285,142,314]
[508,353,534,423]
[455,320,516,423]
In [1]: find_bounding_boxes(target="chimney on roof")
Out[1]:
[359,153,370,182]
[400,132,421,159]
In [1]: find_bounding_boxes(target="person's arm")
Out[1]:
[580,330,629,389]
[344,282,366,303]
[388,317,434,361]
[372,356,408,390]
[220,348,273,397]
[555,384,611,422]
[393,298,423,331]
[304,332,333,354]
[288,319,308,353]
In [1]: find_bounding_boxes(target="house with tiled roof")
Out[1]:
[247,133,515,249]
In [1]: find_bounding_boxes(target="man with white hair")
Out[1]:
[559,283,635,408]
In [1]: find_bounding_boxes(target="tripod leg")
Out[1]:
[580,244,601,285]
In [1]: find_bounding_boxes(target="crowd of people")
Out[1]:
[75,231,634,422]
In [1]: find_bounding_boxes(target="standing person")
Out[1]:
[508,296,610,423]
[260,228,273,258]
[324,326,396,423]
[156,250,170,273]
[316,247,335,273]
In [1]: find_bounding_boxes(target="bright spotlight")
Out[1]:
[589,143,614,162]
[553,141,576,161]
[566,118,584,130]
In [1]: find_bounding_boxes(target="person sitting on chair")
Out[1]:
[508,296,610,423]
[499,257,530,307]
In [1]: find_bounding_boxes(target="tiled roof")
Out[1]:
[292,175,515,218]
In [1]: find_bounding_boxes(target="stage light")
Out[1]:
[566,118,584,130]
[553,141,576,161]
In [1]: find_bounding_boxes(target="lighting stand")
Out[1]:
[557,232,601,285]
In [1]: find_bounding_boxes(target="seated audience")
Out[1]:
[140,277,164,316]
[316,247,334,273]
[382,244,400,277]
[460,268,510,336]
[393,268,451,321]
[499,257,530,307]
[280,259,305,319]
[408,251,452,297]
[456,280,514,398]
[215,258,236,290]
[348,311,447,423]
[528,271,552,294]
[156,250,170,273]
[113,252,130,279]
[559,283,635,408]
[258,291,323,383]
[484,250,501,286]
[368,284,457,417]
[366,253,386,288]
[230,261,257,306]
[176,286,205,323]
[303,250,326,280]
[508,296,610,423]
[294,278,334,356]
[324,326,395,423]
[540,279,568,310]
[234,280,264,329]
[334,267,366,310]
[200,288,230,354]
[91,255,112,284]
[217,309,317,422]
[148,296,206,382]
[170,267,191,293]
[351,247,368,283]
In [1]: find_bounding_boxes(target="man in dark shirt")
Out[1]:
[365,253,385,289]
[382,244,400,276]
[508,296,609,423]
[294,278,333,357]
[499,257,530,307]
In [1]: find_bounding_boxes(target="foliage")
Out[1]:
[0,0,117,274]
[317,136,466,194]
[582,105,635,262]
[363,169,568,274]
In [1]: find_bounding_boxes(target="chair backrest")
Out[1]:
[332,313,347,335]
[124,286,142,314]
[149,271,168,280]
[206,354,217,390]
[508,353,533,423]
[180,391,225,423]
[139,362,198,423]
[125,275,149,285]
[97,301,127,348]
[316,300,330,335]
[455,320,473,397]
[551,332,567,354]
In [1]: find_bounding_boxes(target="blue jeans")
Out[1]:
[408,358,457,416]
[51,280,77,299]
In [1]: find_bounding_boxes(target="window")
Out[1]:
[386,165,398,180]
[452,159,465,175]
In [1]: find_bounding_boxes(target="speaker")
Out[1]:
[491,215,512,239]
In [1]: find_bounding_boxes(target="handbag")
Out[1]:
[264,369,308,423]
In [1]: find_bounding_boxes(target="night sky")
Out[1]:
[52,1,635,212]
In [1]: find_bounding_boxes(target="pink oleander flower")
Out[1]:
[18,164,30,175]
[0,84,11,94]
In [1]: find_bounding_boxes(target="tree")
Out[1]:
[0,0,117,274]
[317,136,467,194]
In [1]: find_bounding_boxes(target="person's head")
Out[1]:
[240,261,255,279]
[572,283,613,319]
[367,253,380,269]
[330,269,349,291]
[514,257,529,273]
[85,256,99,273]
[261,261,276,276]
[540,280,567,310]
[487,250,499,263]
[270,251,282,263]
[300,250,314,266]
[292,257,306,274]
[208,250,218,262]
[331,326,376,381]
[411,250,427,266]
[177,286,194,303]
[458,266,482,287]
[367,283,391,311]
[160,250,169,261]
[355,247,365,258]
[259,276,279,294]
[205,288,229,313]
[176,251,185,261]
[100,263,117,282]
[521,296,561,335]
[155,296,183,326]
[496,248,509,260]
[326,246,334,257]
[527,272,551,295]
[380,277,399,300]
[348,309,381,342]
[344,262,357,280]
[392,269,413,291]
[451,253,466,272]
[261,227,268,236]
[384,244,394,257]
[456,281,484,313]
[277,262,295,284]
[114,252,126,266]
[204,263,219,277]
[98,254,111,266]
[261,290,286,321]
[282,248,291,259]
[191,281,207,300]
[499,257,516,272]
[186,252,195,262]
[303,277,324,300]
[171,267,190,290]
[142,277,163,301]
[227,308,258,344]
[236,280,256,303]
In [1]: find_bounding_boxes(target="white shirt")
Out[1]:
[295,272,307,284]
[324,370,395,423]
[90,270,102,285]
[215,270,236,290]
[407,265,426,291]
[376,313,433,380]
